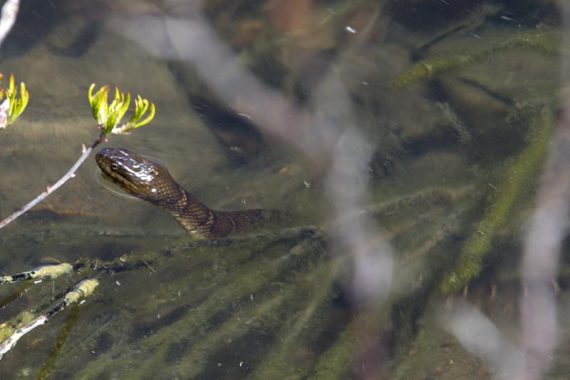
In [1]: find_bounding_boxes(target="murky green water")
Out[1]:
[0,1,567,379]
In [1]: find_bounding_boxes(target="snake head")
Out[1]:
[95,147,175,201]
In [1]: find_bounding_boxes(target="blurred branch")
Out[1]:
[0,0,19,49]
[517,99,570,380]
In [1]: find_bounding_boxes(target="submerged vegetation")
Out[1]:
[391,29,561,89]
[440,106,555,294]
[0,0,567,379]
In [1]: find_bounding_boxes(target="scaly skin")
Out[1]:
[95,147,279,239]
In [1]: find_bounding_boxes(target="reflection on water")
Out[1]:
[0,0,567,379]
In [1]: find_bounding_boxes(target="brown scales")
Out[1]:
[96,147,280,240]
[163,190,277,239]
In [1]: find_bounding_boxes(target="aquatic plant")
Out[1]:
[439,105,555,294]
[0,278,98,360]
[391,30,560,89]
[40,153,477,379]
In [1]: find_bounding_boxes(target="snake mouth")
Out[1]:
[95,149,147,197]
[94,161,141,201]
[95,168,140,200]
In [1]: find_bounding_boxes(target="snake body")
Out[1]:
[95,147,279,239]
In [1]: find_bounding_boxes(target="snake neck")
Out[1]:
[153,187,275,239]
[95,147,283,239]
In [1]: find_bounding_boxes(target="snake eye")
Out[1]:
[111,163,119,171]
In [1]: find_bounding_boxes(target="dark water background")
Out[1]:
[0,0,567,379]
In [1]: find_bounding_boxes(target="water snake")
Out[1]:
[95,147,280,239]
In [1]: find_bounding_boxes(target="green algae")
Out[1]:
[170,259,341,379]
[61,176,473,379]
[37,305,80,380]
[392,30,560,89]
[70,228,326,379]
[0,311,37,344]
[307,220,467,380]
[249,259,343,380]
[308,298,392,380]
[439,105,555,294]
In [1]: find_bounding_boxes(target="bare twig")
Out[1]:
[0,131,106,230]
[0,0,19,49]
